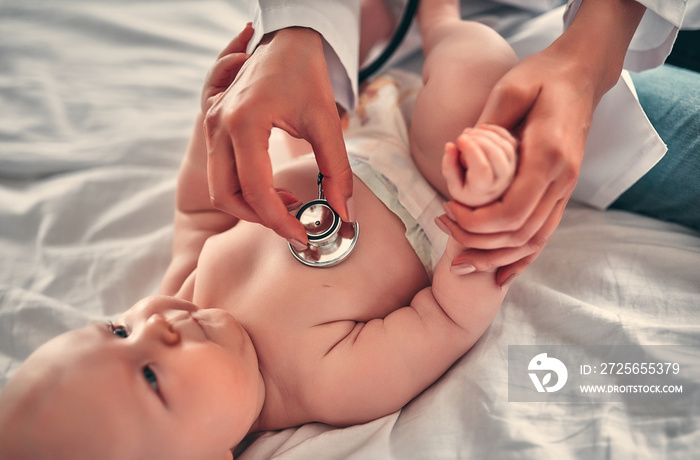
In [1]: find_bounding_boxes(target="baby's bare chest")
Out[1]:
[194,217,427,327]
[192,169,430,326]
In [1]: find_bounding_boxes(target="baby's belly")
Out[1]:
[192,158,430,328]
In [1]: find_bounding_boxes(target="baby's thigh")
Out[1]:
[410,21,516,196]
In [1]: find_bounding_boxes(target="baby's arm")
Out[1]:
[159,111,241,296]
[161,25,263,295]
[302,241,506,427]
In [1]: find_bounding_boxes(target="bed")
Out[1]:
[1,1,699,458]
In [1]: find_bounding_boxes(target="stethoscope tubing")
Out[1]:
[358,0,420,84]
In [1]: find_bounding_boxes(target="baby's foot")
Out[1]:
[442,124,518,207]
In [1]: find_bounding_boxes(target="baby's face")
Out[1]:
[0,295,264,459]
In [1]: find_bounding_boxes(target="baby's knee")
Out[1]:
[423,22,516,91]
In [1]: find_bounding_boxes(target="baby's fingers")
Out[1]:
[478,124,518,152]
[217,23,255,59]
[208,53,250,87]
[457,133,493,187]
[442,142,466,198]
[474,133,516,189]
[202,53,251,112]
[474,125,518,165]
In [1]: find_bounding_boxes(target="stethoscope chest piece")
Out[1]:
[289,174,359,268]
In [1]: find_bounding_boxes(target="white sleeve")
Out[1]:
[244,0,360,110]
[563,0,688,72]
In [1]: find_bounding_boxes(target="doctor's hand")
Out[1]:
[440,0,646,287]
[442,46,591,287]
[203,26,353,247]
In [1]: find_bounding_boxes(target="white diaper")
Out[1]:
[344,70,448,276]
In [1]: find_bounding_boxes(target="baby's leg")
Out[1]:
[410,0,518,203]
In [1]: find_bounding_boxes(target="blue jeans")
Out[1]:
[609,64,700,233]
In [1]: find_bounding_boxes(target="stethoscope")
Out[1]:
[288,173,360,267]
[289,0,419,268]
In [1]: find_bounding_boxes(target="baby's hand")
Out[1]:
[442,124,518,207]
[201,23,254,114]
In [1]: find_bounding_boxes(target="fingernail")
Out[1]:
[442,202,457,221]
[450,263,476,276]
[345,196,357,222]
[288,238,307,251]
[434,216,452,236]
[500,273,517,290]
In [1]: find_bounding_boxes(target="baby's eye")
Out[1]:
[108,322,129,338]
[143,366,159,392]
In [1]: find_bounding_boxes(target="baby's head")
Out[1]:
[0,295,265,459]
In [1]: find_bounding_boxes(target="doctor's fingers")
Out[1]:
[493,198,568,287]
[442,125,579,237]
[441,175,557,249]
[304,111,354,222]
[449,198,567,286]
[476,65,541,132]
[229,120,309,243]
[439,175,570,251]
[204,118,307,242]
[204,128,261,223]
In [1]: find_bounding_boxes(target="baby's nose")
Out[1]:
[142,313,180,346]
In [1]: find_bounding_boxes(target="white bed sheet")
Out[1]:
[1,1,699,458]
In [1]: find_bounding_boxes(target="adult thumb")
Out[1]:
[476,80,538,131]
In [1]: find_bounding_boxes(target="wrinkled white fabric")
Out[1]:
[1,2,699,459]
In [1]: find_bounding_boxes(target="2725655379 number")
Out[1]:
[599,362,680,375]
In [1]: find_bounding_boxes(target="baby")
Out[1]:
[0,1,518,458]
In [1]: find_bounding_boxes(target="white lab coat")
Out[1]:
[245,0,697,208]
